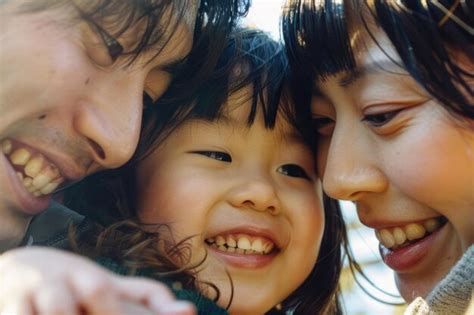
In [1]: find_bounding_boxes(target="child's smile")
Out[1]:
[136,87,324,314]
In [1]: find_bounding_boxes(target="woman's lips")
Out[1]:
[379,222,447,271]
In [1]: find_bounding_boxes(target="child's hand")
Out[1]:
[0,247,196,315]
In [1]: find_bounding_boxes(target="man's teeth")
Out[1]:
[206,234,275,255]
[375,218,442,249]
[2,139,64,197]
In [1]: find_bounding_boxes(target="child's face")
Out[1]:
[136,87,325,314]
[312,30,474,301]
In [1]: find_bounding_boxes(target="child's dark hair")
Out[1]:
[64,28,347,314]
[282,0,473,120]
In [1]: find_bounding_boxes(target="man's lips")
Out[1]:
[1,139,84,197]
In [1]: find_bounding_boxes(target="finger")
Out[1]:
[33,282,79,315]
[71,272,122,315]
[1,294,34,315]
[114,276,175,304]
[113,277,195,314]
[154,301,197,315]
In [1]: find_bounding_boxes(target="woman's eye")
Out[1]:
[362,109,402,127]
[278,164,311,180]
[194,151,232,162]
[312,116,335,136]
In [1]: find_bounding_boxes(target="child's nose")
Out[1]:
[228,174,281,215]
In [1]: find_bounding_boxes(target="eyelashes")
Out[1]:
[312,107,405,135]
[277,164,311,180]
[192,151,312,180]
[193,151,232,162]
[361,109,404,127]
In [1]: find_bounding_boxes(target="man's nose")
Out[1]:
[74,71,145,169]
[322,123,388,201]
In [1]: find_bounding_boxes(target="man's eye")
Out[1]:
[278,164,311,180]
[194,151,232,162]
[85,19,124,64]
[98,29,123,62]
[312,116,335,136]
[362,109,402,127]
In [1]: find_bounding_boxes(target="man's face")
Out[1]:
[0,1,194,217]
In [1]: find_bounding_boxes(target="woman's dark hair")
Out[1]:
[17,0,251,108]
[282,0,473,120]
[64,28,347,314]
[282,0,473,308]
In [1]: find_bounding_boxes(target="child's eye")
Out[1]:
[194,151,232,162]
[278,164,311,180]
[312,116,335,136]
[362,109,403,127]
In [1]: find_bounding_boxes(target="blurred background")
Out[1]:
[244,1,406,314]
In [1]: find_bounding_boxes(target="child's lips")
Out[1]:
[206,243,278,269]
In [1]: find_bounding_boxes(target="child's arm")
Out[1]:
[0,247,196,315]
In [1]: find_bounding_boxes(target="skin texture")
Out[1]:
[0,1,197,314]
[136,87,325,315]
[0,1,193,248]
[311,31,474,301]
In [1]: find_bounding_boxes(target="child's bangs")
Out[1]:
[191,29,290,129]
[283,0,357,81]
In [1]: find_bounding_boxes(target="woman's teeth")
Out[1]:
[205,234,275,255]
[2,139,64,197]
[375,218,444,249]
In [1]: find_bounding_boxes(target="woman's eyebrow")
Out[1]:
[338,60,407,87]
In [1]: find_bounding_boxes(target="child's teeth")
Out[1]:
[216,235,226,246]
[2,140,12,154]
[405,223,426,241]
[424,218,440,233]
[16,172,24,181]
[207,234,275,255]
[24,155,45,177]
[251,238,263,252]
[10,148,31,165]
[226,235,237,248]
[237,236,251,250]
[263,243,274,254]
[393,227,407,245]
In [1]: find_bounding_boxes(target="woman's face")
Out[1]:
[312,34,474,301]
[136,87,324,314]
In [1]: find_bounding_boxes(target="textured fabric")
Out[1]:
[96,257,228,315]
[404,245,474,315]
[21,201,94,249]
